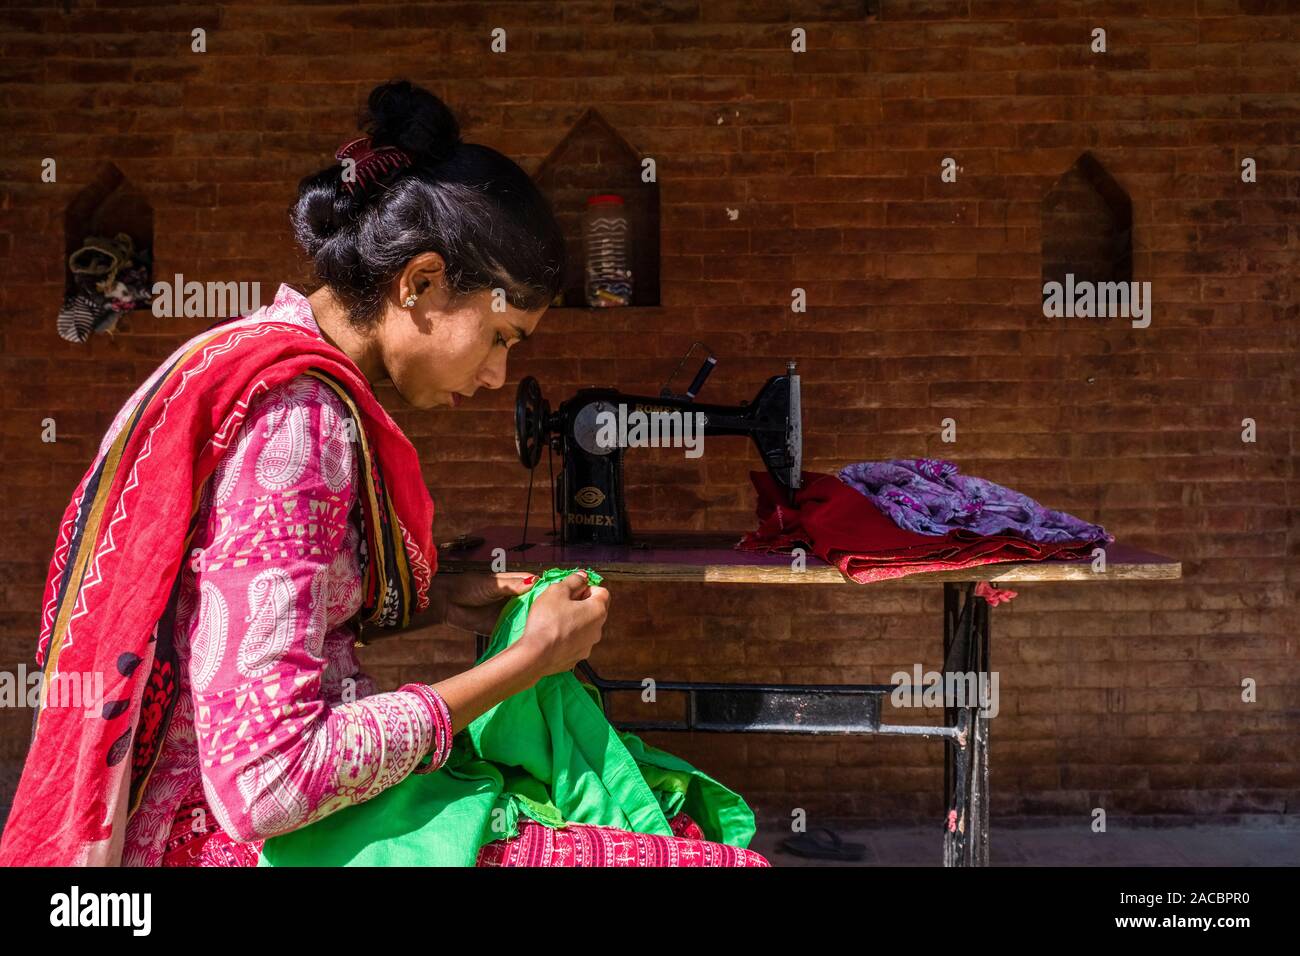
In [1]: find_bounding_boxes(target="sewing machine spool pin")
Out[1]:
[660,342,717,401]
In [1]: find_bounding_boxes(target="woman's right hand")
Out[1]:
[515,571,610,680]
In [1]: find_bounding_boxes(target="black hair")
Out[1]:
[292,80,566,327]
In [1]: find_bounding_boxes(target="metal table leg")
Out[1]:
[942,582,991,867]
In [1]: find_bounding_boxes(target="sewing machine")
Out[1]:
[513,349,802,545]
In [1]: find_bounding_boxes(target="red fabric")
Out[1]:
[158,806,760,868]
[475,813,770,867]
[738,470,1096,583]
[975,581,1018,605]
[0,317,435,866]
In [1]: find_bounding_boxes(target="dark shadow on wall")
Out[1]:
[1041,152,1132,289]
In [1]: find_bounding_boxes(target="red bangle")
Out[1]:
[399,683,453,774]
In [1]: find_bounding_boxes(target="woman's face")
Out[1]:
[381,256,548,410]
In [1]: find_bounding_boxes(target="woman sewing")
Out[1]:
[0,80,768,868]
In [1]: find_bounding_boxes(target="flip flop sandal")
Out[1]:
[778,826,866,861]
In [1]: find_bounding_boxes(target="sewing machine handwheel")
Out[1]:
[515,375,546,469]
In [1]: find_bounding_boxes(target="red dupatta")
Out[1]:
[739,470,1099,581]
[0,296,435,866]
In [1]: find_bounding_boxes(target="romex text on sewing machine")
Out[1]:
[567,512,616,526]
[593,402,706,459]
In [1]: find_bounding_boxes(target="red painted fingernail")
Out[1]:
[523,575,536,585]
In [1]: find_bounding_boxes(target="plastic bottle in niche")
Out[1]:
[583,194,633,307]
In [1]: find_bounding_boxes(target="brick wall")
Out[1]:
[1,0,1296,834]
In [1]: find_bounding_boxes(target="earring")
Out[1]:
[402,293,417,308]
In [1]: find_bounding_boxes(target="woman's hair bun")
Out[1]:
[293,78,565,328]
[291,181,345,258]
[362,79,462,164]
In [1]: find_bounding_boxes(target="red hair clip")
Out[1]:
[335,136,414,194]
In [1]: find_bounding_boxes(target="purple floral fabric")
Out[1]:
[837,459,1112,545]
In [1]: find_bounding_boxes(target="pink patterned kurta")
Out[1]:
[121,298,450,867]
[121,285,768,868]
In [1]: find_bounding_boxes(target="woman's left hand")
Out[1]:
[432,572,536,634]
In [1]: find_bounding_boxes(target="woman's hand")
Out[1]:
[425,571,610,733]
[514,570,610,679]
[431,571,536,634]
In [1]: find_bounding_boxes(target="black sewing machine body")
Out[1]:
[516,361,801,546]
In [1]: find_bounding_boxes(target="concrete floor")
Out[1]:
[752,818,1300,866]
[2,794,1295,866]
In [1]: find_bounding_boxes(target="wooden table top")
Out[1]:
[437,526,1182,585]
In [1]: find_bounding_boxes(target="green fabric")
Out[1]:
[257,567,756,866]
